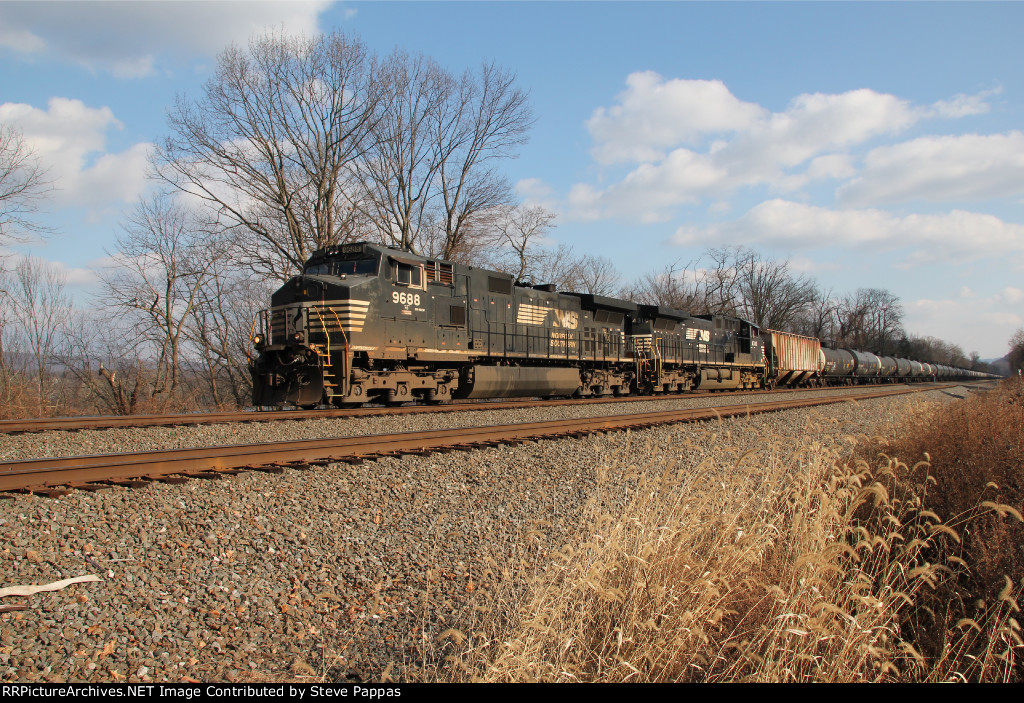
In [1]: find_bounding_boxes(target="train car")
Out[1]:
[250,242,767,407]
[761,329,824,387]
[849,350,882,380]
[878,356,898,381]
[822,348,856,384]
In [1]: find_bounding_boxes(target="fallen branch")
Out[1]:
[0,574,102,598]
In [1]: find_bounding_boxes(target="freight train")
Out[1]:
[249,242,990,408]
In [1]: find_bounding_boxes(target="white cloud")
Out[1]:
[0,25,45,53]
[515,178,559,211]
[572,76,1004,222]
[928,87,1000,119]
[1001,287,1024,305]
[0,98,152,209]
[572,81,933,222]
[0,1,332,77]
[586,72,765,164]
[672,200,1024,264]
[838,132,1024,206]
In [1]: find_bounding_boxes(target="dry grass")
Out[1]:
[414,380,1023,682]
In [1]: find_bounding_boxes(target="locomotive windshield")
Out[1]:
[303,257,378,277]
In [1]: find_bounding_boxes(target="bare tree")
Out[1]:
[5,256,71,413]
[1008,328,1024,375]
[59,310,154,416]
[356,51,447,252]
[0,123,53,245]
[357,56,531,261]
[701,247,743,316]
[863,288,903,355]
[794,286,838,342]
[734,251,816,330]
[530,243,585,291]
[626,246,816,325]
[837,288,903,353]
[99,193,225,407]
[156,30,381,281]
[432,62,533,261]
[574,255,620,296]
[623,259,706,311]
[486,204,557,281]
[185,261,271,407]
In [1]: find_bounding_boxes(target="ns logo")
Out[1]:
[551,310,579,329]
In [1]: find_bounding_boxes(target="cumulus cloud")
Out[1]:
[838,132,1024,206]
[0,98,152,209]
[586,72,765,164]
[0,1,332,77]
[672,200,1024,264]
[573,78,934,221]
[515,178,560,212]
[573,75,1003,222]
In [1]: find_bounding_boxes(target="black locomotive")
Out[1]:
[249,242,766,407]
[249,242,992,408]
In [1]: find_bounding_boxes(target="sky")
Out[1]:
[1,0,1022,359]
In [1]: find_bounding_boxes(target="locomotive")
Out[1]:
[249,242,989,408]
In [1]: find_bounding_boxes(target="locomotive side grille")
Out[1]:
[425,261,455,285]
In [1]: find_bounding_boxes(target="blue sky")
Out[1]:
[1,1,1022,358]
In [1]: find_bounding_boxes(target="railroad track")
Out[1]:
[0,384,952,496]
[0,383,951,435]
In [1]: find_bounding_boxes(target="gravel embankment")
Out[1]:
[0,387,971,683]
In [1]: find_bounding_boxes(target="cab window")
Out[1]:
[392,260,423,288]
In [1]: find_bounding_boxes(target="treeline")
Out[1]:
[0,29,1006,419]
[619,245,997,369]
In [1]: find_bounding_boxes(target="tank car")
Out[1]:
[249,242,767,407]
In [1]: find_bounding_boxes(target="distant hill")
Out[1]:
[988,356,1011,377]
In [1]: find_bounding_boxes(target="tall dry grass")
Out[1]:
[423,380,1022,682]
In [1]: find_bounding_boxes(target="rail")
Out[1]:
[1,384,956,495]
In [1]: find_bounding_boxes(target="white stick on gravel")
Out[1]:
[0,574,102,598]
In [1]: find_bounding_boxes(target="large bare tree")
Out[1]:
[155,30,381,281]
[623,259,707,311]
[356,51,448,253]
[184,259,271,407]
[99,193,226,406]
[432,62,532,261]
[357,55,531,261]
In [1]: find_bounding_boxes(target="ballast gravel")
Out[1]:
[0,387,972,683]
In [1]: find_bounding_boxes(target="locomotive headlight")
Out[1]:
[252,334,263,346]
[293,332,303,342]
